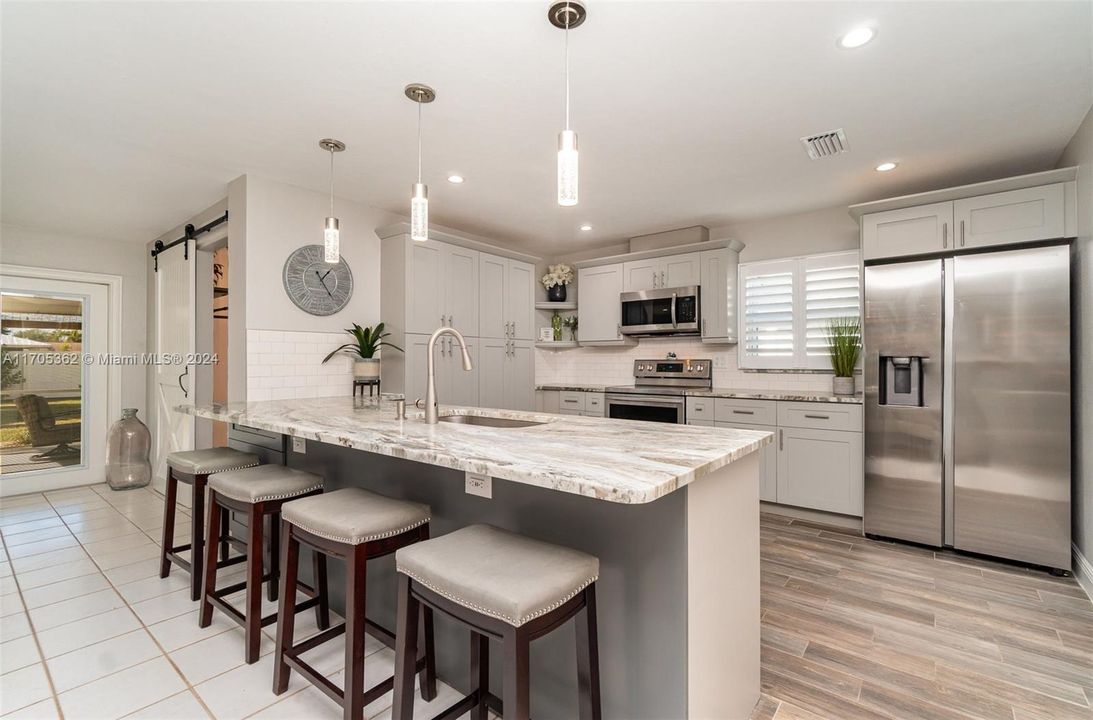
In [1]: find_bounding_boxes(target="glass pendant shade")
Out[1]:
[411,182,429,241]
[557,129,579,206]
[324,217,340,263]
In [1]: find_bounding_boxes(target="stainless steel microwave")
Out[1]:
[620,286,700,336]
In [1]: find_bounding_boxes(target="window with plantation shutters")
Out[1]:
[804,253,861,369]
[738,251,861,370]
[740,259,797,368]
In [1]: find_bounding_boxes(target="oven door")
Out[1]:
[606,394,685,424]
[620,286,700,335]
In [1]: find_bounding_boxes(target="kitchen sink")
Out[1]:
[438,415,545,428]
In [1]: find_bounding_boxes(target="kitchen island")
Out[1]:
[179,395,771,719]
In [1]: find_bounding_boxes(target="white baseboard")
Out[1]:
[1073,543,1093,603]
[760,501,863,532]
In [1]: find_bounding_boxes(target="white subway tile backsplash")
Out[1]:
[534,339,833,392]
[247,328,353,401]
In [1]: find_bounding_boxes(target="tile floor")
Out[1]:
[0,484,472,720]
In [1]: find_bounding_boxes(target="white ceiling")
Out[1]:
[2,1,1091,256]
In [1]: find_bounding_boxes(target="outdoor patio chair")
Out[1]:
[12,394,81,461]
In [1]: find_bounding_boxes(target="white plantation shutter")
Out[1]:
[804,252,861,369]
[738,251,861,370]
[739,259,797,368]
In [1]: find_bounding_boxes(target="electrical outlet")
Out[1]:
[465,472,492,498]
[713,355,729,369]
[291,437,306,453]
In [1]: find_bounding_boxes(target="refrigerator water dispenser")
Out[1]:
[880,356,923,406]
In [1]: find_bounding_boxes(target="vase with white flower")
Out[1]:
[541,263,575,302]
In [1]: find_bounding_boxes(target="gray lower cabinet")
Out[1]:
[775,426,863,515]
[544,390,605,417]
[687,397,863,515]
[405,333,479,408]
[714,420,776,502]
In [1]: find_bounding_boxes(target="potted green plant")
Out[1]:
[322,323,403,380]
[826,316,861,395]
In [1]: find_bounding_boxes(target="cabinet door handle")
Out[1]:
[660,270,665,286]
[732,409,754,415]
[702,318,707,335]
[440,315,445,327]
[779,429,784,451]
[617,323,622,338]
[652,270,658,288]
[804,413,830,420]
[943,222,948,249]
[960,220,965,247]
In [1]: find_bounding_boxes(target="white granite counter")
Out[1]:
[178,396,770,504]
[687,387,864,404]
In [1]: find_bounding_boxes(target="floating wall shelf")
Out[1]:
[535,301,577,311]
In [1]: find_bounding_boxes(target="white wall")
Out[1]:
[1,224,148,415]
[1058,103,1093,573]
[237,174,401,399]
[536,204,860,391]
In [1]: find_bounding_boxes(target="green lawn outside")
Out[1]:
[0,397,81,447]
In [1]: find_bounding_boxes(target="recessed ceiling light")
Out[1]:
[838,26,875,49]
[875,161,898,172]
[447,174,465,184]
[580,224,593,231]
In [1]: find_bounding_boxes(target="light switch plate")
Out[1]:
[465,472,492,498]
[291,437,306,453]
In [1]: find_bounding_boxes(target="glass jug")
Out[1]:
[105,408,151,490]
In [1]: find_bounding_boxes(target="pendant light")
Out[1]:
[549,1,586,207]
[318,138,346,263]
[405,83,436,242]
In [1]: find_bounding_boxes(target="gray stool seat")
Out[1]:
[282,487,430,545]
[396,524,599,627]
[167,447,259,477]
[209,465,323,504]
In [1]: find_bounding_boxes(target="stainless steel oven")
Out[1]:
[620,286,700,336]
[605,358,712,424]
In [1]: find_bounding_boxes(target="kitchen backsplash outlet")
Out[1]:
[535,338,835,392]
[247,329,355,401]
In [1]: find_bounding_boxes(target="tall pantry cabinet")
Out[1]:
[379,224,537,411]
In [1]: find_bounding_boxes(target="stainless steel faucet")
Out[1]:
[419,326,473,423]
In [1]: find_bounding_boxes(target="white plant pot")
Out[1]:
[832,376,855,395]
[354,359,380,380]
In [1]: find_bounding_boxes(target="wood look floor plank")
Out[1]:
[752,516,1093,720]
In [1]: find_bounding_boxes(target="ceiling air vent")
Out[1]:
[800,128,849,160]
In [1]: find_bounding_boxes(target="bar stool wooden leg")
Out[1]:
[313,551,330,630]
[392,574,420,720]
[190,475,207,602]
[219,509,230,563]
[273,521,299,695]
[245,503,265,664]
[417,605,437,701]
[502,629,531,720]
[343,544,367,720]
[470,632,489,720]
[267,513,280,603]
[576,585,602,720]
[159,469,178,578]
[198,497,222,629]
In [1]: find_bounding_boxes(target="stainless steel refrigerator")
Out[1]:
[863,243,1071,571]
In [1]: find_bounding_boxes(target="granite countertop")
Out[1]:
[178,396,771,505]
[537,384,862,404]
[685,388,864,404]
[535,383,607,393]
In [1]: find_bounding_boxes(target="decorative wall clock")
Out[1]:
[282,244,353,316]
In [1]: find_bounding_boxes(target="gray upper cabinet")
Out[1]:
[578,264,625,344]
[699,247,738,343]
[442,244,479,337]
[859,178,1076,261]
[479,253,535,341]
[861,201,953,261]
[953,184,1066,250]
[622,253,700,291]
[404,237,479,335]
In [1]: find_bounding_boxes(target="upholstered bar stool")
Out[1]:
[161,447,260,601]
[199,464,326,664]
[273,487,438,720]
[391,524,602,720]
